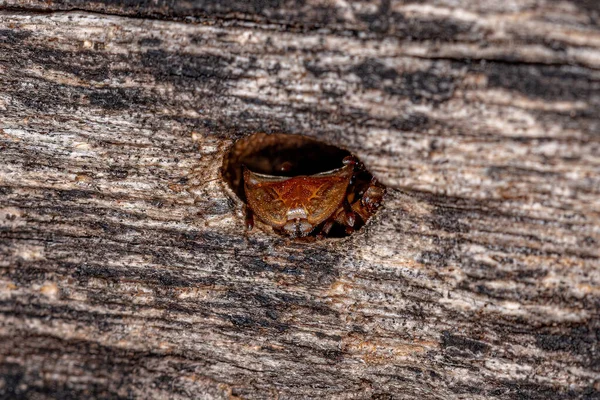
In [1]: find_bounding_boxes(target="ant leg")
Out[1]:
[352,177,385,223]
[343,198,357,228]
[244,205,254,230]
[361,180,385,212]
[316,217,335,239]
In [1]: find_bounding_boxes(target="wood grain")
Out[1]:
[0,1,599,398]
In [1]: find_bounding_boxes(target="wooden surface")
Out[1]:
[0,1,599,398]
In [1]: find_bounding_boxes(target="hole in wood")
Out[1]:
[222,133,385,239]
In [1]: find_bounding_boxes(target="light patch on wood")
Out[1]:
[484,359,534,381]
[40,282,59,300]
[13,244,45,262]
[469,88,589,112]
[0,281,18,300]
[342,334,432,365]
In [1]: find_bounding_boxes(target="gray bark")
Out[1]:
[0,1,599,399]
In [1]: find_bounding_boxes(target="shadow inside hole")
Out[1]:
[222,133,383,238]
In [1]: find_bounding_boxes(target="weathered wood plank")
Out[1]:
[0,1,599,399]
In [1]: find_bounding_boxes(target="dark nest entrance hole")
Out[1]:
[222,133,385,238]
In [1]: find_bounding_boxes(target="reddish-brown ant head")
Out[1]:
[243,164,353,237]
[222,133,386,238]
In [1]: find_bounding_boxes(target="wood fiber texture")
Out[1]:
[0,0,599,399]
